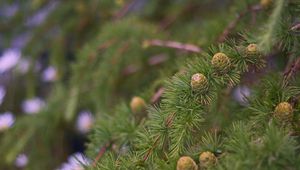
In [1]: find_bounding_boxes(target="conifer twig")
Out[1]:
[218,4,262,42]
[148,54,169,66]
[291,23,300,32]
[92,141,112,167]
[151,87,165,104]
[283,57,300,84]
[143,39,202,53]
[142,112,175,161]
[122,65,140,75]
[143,136,160,161]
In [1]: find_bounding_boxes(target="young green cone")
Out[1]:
[191,73,209,93]
[246,43,259,56]
[211,52,231,73]
[177,156,198,170]
[130,96,146,114]
[199,151,217,168]
[273,102,293,122]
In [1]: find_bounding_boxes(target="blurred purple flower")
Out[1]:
[42,66,57,82]
[0,86,6,105]
[1,4,18,18]
[76,111,94,134]
[57,153,90,170]
[0,48,21,74]
[22,97,45,114]
[15,153,28,168]
[233,86,251,106]
[0,112,15,132]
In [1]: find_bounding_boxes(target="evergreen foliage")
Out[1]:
[0,0,300,169]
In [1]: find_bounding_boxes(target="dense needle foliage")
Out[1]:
[0,0,300,169]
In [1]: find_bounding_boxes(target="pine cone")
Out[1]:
[130,96,146,114]
[260,0,272,8]
[211,52,231,72]
[246,44,259,55]
[191,73,209,93]
[199,151,217,168]
[177,156,198,170]
[273,102,293,122]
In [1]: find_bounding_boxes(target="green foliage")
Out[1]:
[0,0,300,169]
[219,122,300,170]
[86,0,300,169]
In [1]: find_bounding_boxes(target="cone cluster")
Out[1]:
[177,151,217,170]
[176,156,198,170]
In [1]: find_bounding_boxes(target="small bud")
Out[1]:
[130,96,146,114]
[273,102,293,122]
[199,151,217,168]
[260,0,272,8]
[177,156,198,170]
[211,52,231,72]
[191,73,209,92]
[246,44,259,55]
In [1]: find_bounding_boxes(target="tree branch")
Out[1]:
[283,56,300,86]
[92,141,112,167]
[151,87,165,104]
[143,39,202,53]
